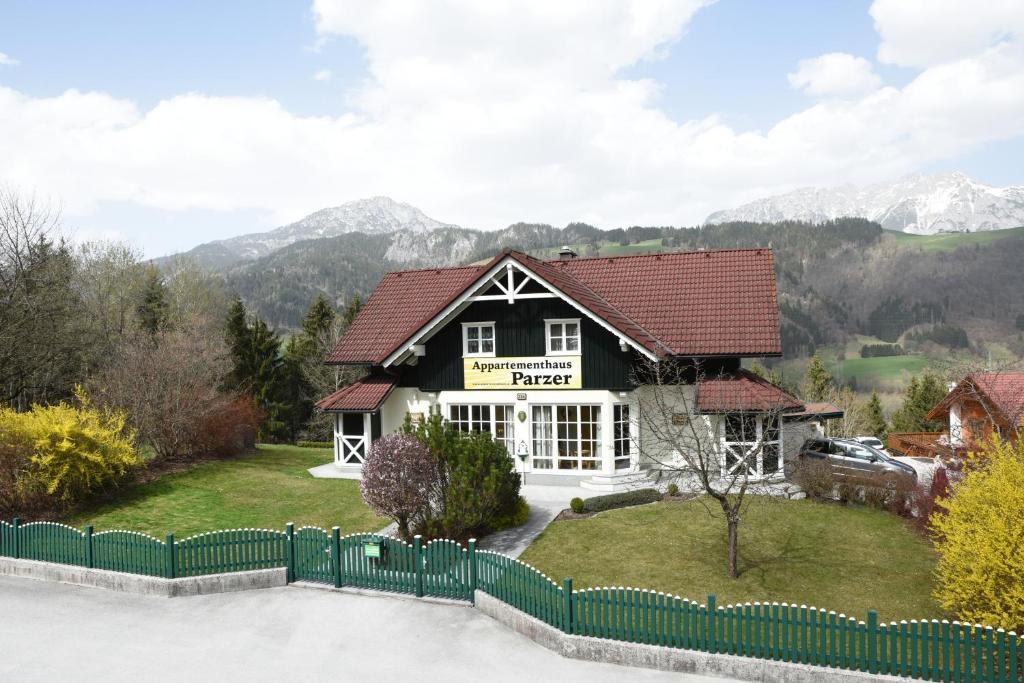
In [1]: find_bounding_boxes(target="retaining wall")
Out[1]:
[474,590,904,683]
[0,557,286,597]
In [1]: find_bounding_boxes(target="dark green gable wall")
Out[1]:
[402,298,637,391]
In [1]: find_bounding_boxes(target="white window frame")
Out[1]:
[462,321,496,358]
[446,403,514,455]
[612,403,632,470]
[720,413,782,479]
[545,318,581,356]
[531,403,601,472]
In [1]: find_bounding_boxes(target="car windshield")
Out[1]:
[861,438,883,448]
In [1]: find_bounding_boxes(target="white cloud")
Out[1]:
[0,52,19,66]
[788,53,881,98]
[871,0,1024,68]
[1,0,1024,255]
[313,68,332,81]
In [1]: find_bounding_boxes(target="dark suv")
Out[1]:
[795,437,917,487]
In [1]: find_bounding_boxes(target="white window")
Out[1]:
[462,322,495,357]
[545,319,581,355]
[721,414,781,478]
[613,404,631,470]
[447,404,514,454]
[531,404,601,471]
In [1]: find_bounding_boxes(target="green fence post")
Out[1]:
[867,610,878,674]
[562,578,573,634]
[12,517,20,559]
[414,535,424,598]
[331,527,342,588]
[708,594,717,653]
[468,538,477,604]
[84,525,94,569]
[165,533,175,579]
[285,523,295,583]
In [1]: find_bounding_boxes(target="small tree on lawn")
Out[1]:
[634,358,793,579]
[865,390,888,441]
[360,434,438,542]
[932,436,1024,632]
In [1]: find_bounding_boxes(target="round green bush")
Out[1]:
[570,497,585,514]
[667,483,679,497]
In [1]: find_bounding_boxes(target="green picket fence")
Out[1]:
[18,521,88,566]
[2,516,1021,682]
[175,528,289,578]
[476,550,567,631]
[92,530,166,577]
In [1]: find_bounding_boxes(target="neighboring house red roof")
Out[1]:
[785,402,845,420]
[314,375,396,412]
[327,247,782,364]
[696,370,804,413]
[926,372,1024,425]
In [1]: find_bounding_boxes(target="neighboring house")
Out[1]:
[889,372,1024,461]
[316,247,836,491]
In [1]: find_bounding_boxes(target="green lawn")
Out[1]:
[519,497,941,622]
[67,445,385,537]
[890,225,1024,252]
[835,354,931,385]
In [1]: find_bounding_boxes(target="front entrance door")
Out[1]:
[336,413,368,465]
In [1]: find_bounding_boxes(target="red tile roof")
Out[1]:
[696,370,804,413]
[315,375,396,412]
[927,372,1024,425]
[327,247,782,364]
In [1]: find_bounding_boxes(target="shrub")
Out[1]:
[190,396,262,457]
[0,388,139,512]
[360,434,439,542]
[489,496,530,531]
[582,488,662,513]
[404,414,521,541]
[666,483,679,497]
[570,497,585,513]
[296,440,332,449]
[932,437,1024,632]
[792,458,835,499]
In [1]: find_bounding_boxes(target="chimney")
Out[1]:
[558,245,577,261]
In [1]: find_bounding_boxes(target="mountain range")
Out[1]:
[705,172,1024,234]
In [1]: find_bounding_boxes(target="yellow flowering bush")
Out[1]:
[932,436,1024,632]
[0,387,139,510]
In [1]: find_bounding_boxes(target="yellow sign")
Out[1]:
[463,356,582,390]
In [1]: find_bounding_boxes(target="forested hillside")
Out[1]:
[221,218,1024,367]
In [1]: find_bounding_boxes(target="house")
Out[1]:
[888,372,1024,461]
[316,247,832,491]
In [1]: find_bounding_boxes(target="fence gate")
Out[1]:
[291,529,472,602]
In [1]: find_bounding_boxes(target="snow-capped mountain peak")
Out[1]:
[190,197,462,265]
[705,172,1024,234]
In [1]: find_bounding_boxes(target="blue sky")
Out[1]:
[1,1,1022,256]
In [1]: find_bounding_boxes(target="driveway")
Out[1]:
[0,576,729,682]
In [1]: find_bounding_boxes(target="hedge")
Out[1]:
[581,488,662,513]
[296,440,333,449]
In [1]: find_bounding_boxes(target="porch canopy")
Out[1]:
[315,375,396,412]
[696,370,803,414]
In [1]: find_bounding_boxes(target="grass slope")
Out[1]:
[67,445,385,537]
[889,225,1024,252]
[519,497,940,622]
[836,354,931,384]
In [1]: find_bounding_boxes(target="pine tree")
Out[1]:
[800,354,835,402]
[865,390,888,440]
[136,267,169,334]
[302,294,336,342]
[341,295,362,328]
[891,371,947,433]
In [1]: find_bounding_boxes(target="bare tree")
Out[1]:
[90,315,233,460]
[300,313,366,440]
[633,358,795,578]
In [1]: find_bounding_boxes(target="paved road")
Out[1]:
[0,576,730,682]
